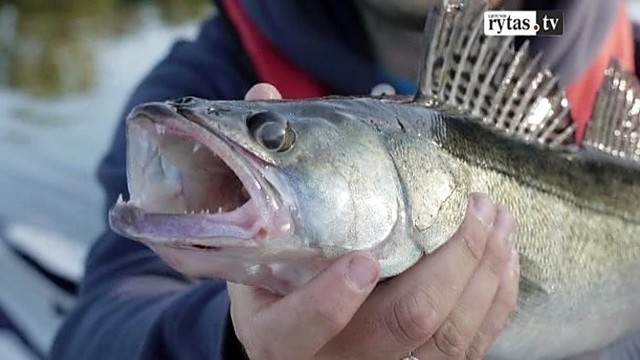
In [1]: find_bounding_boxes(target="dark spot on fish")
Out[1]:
[169,96,198,106]
[190,244,221,251]
[369,120,382,132]
[206,107,230,116]
[257,227,268,239]
[395,116,406,132]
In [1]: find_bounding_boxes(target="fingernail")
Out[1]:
[493,209,514,242]
[508,249,520,275]
[346,256,379,291]
[471,194,494,227]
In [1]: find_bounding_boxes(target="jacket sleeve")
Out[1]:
[50,11,256,360]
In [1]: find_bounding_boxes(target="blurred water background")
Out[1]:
[0,0,211,260]
[0,1,211,358]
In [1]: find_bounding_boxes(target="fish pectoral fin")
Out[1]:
[583,60,640,163]
[413,0,575,149]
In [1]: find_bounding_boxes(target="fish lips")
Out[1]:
[109,102,295,250]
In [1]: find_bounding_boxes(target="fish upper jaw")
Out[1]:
[108,102,295,250]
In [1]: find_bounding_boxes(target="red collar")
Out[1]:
[565,1,636,142]
[223,0,329,99]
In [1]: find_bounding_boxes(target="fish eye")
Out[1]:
[246,111,295,152]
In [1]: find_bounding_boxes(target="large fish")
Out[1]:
[109,1,640,358]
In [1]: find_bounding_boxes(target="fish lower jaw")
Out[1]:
[108,194,293,247]
[149,241,331,295]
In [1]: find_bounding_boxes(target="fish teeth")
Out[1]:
[116,193,124,204]
[155,124,166,136]
[192,143,202,153]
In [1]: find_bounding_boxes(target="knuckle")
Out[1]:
[315,304,350,335]
[469,320,505,359]
[236,315,293,360]
[434,318,466,357]
[460,233,485,263]
[484,244,510,278]
[466,336,489,360]
[386,292,439,346]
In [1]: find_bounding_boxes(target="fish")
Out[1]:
[108,1,640,359]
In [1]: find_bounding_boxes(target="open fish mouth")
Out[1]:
[109,103,291,250]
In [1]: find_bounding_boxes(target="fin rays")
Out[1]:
[414,0,576,148]
[583,61,640,161]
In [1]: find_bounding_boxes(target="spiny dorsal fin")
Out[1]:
[583,60,640,162]
[414,0,576,148]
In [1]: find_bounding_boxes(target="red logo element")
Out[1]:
[534,23,540,32]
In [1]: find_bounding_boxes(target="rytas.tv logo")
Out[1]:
[484,10,563,36]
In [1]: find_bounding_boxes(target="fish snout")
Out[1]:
[129,102,182,123]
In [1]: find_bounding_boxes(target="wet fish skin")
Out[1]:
[423,103,640,358]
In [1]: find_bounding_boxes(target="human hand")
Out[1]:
[228,83,520,360]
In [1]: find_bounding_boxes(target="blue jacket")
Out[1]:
[50,0,638,358]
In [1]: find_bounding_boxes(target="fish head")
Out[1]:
[109,97,402,293]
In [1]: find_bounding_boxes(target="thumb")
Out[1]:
[262,251,380,358]
[245,83,282,100]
